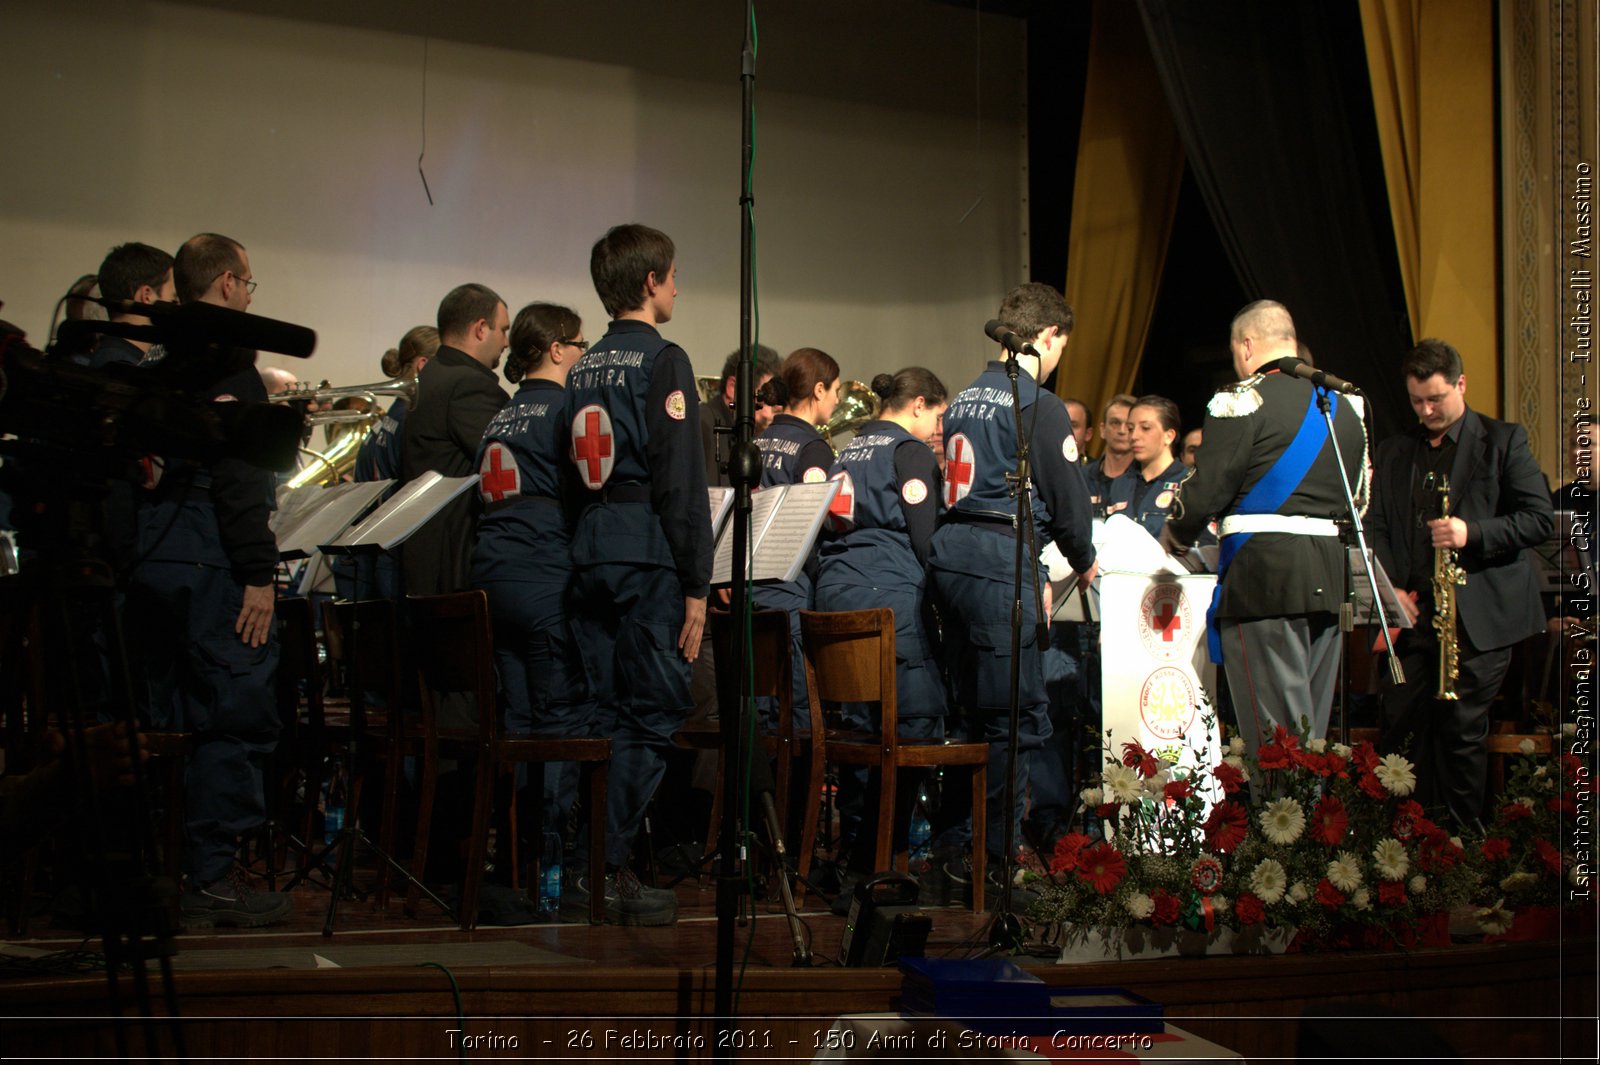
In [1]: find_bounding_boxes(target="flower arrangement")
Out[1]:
[1471,726,1589,935]
[1032,723,1480,952]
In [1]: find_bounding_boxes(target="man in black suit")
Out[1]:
[1161,300,1367,759]
[400,283,511,596]
[1368,338,1553,827]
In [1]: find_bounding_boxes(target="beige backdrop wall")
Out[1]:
[0,0,1027,396]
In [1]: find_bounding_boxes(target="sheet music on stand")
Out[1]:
[708,486,734,538]
[321,472,479,555]
[710,481,839,586]
[1348,547,1414,629]
[272,482,327,537]
[275,480,394,560]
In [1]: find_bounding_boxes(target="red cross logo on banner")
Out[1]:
[570,404,615,490]
[827,470,855,532]
[945,433,975,507]
[1152,601,1182,643]
[478,442,520,504]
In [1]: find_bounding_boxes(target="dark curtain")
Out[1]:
[1135,0,1413,441]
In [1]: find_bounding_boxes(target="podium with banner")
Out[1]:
[1099,568,1222,792]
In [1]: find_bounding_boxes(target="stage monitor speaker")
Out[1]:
[840,873,931,967]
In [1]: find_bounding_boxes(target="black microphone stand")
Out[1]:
[714,0,762,1045]
[987,346,1047,953]
[1315,386,1403,744]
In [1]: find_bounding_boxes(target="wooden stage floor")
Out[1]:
[2,869,1595,1062]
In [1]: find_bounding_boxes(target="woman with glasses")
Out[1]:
[470,302,596,906]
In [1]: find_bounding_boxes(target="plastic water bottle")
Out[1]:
[909,808,932,873]
[538,831,563,915]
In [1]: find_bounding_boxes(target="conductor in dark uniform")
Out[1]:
[1161,300,1367,758]
[1367,338,1552,827]
[930,282,1097,870]
[563,224,712,925]
[400,284,511,596]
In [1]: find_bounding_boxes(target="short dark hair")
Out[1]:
[1132,393,1182,437]
[590,224,675,318]
[1063,397,1090,428]
[98,243,174,302]
[996,282,1074,342]
[505,302,581,383]
[719,344,781,387]
[1101,393,1138,422]
[1403,337,1463,384]
[174,233,245,303]
[437,283,504,341]
[870,366,947,413]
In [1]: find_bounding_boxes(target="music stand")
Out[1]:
[313,472,479,935]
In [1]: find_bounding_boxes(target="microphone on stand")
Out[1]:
[983,320,1038,358]
[1273,356,1361,396]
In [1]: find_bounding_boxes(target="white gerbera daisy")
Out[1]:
[1250,859,1288,904]
[1409,875,1427,894]
[1352,888,1372,911]
[1477,898,1514,935]
[1101,763,1142,804]
[1124,893,1155,920]
[1374,753,1418,797]
[1327,852,1363,893]
[1261,798,1306,845]
[1372,838,1410,881]
[1288,881,1310,904]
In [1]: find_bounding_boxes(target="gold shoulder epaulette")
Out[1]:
[1207,375,1263,418]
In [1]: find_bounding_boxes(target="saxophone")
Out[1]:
[1431,475,1467,700]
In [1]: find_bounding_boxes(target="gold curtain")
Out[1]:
[1361,0,1499,410]
[1057,0,1184,421]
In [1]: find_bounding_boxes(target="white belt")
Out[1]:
[1219,514,1339,537]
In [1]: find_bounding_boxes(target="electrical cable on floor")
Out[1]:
[417,961,466,1060]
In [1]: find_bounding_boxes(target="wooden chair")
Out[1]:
[677,610,799,870]
[406,590,610,929]
[797,608,986,913]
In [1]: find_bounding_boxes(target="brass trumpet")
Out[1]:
[271,375,418,488]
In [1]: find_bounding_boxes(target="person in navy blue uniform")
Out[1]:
[753,347,841,724]
[128,232,291,928]
[1126,395,1188,537]
[1161,301,1368,760]
[815,366,948,874]
[84,242,174,370]
[1088,393,1137,519]
[471,302,595,867]
[702,344,781,488]
[930,282,1097,874]
[562,224,712,925]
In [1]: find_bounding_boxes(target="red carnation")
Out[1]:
[1358,770,1388,802]
[1480,837,1511,862]
[1213,760,1247,795]
[1349,741,1381,772]
[1256,734,1297,771]
[1150,889,1181,926]
[1499,802,1534,823]
[1563,753,1585,787]
[1096,802,1119,820]
[1535,837,1564,876]
[1311,795,1348,846]
[1076,841,1127,895]
[1418,835,1461,873]
[1121,740,1160,778]
[1392,800,1425,842]
[1548,793,1577,817]
[1050,831,1092,874]
[1163,777,1195,804]
[1378,881,1407,907]
[1234,893,1266,926]
[1203,800,1250,854]
[1315,878,1346,909]
[1323,752,1349,779]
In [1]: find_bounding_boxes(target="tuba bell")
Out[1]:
[819,380,881,450]
[271,375,419,488]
